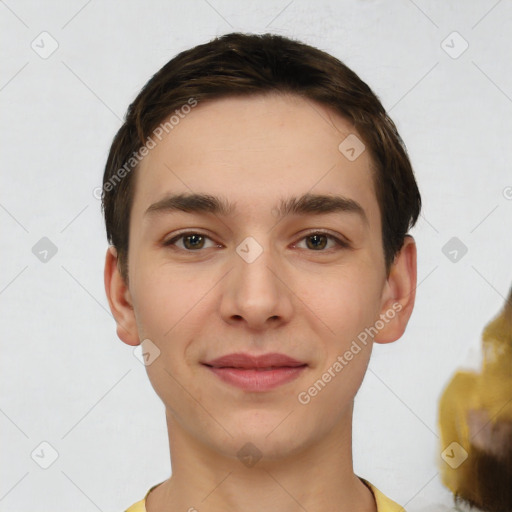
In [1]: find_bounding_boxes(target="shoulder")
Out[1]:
[124,497,146,512]
[360,478,407,512]
[124,481,164,512]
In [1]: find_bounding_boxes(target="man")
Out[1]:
[102,32,421,512]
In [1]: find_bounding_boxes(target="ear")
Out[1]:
[104,246,140,346]
[373,235,417,344]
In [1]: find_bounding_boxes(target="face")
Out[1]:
[106,93,416,463]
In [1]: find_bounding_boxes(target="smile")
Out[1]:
[203,365,307,392]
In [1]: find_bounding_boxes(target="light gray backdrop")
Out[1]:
[1,1,511,511]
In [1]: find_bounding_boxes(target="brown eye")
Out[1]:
[296,231,349,251]
[182,234,205,250]
[305,234,328,250]
[163,232,217,251]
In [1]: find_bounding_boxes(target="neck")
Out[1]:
[146,406,377,512]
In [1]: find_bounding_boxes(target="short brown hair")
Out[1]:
[102,32,421,284]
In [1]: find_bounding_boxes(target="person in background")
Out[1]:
[438,285,512,512]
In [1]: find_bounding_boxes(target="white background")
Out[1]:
[1,1,511,511]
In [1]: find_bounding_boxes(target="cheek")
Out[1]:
[129,258,186,342]
[129,260,215,372]
[131,281,168,339]
[299,266,382,342]
[129,266,202,410]
[131,246,191,318]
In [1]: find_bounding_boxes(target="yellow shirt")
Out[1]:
[124,477,406,512]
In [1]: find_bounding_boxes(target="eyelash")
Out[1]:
[162,230,350,252]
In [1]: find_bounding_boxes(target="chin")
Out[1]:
[210,417,315,464]
[215,436,307,468]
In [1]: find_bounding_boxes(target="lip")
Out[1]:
[202,352,307,392]
[204,352,306,369]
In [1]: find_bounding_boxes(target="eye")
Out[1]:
[294,231,350,251]
[163,232,219,251]
[162,230,350,252]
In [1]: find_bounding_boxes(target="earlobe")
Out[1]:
[373,235,417,344]
[104,246,140,346]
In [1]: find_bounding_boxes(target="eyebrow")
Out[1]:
[144,192,369,226]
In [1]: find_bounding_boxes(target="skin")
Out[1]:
[104,93,417,512]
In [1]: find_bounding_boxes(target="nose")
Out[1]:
[218,237,294,330]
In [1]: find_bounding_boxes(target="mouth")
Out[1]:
[202,352,308,392]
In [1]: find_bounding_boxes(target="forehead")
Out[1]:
[132,93,380,228]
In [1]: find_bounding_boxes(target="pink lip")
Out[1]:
[202,352,307,392]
